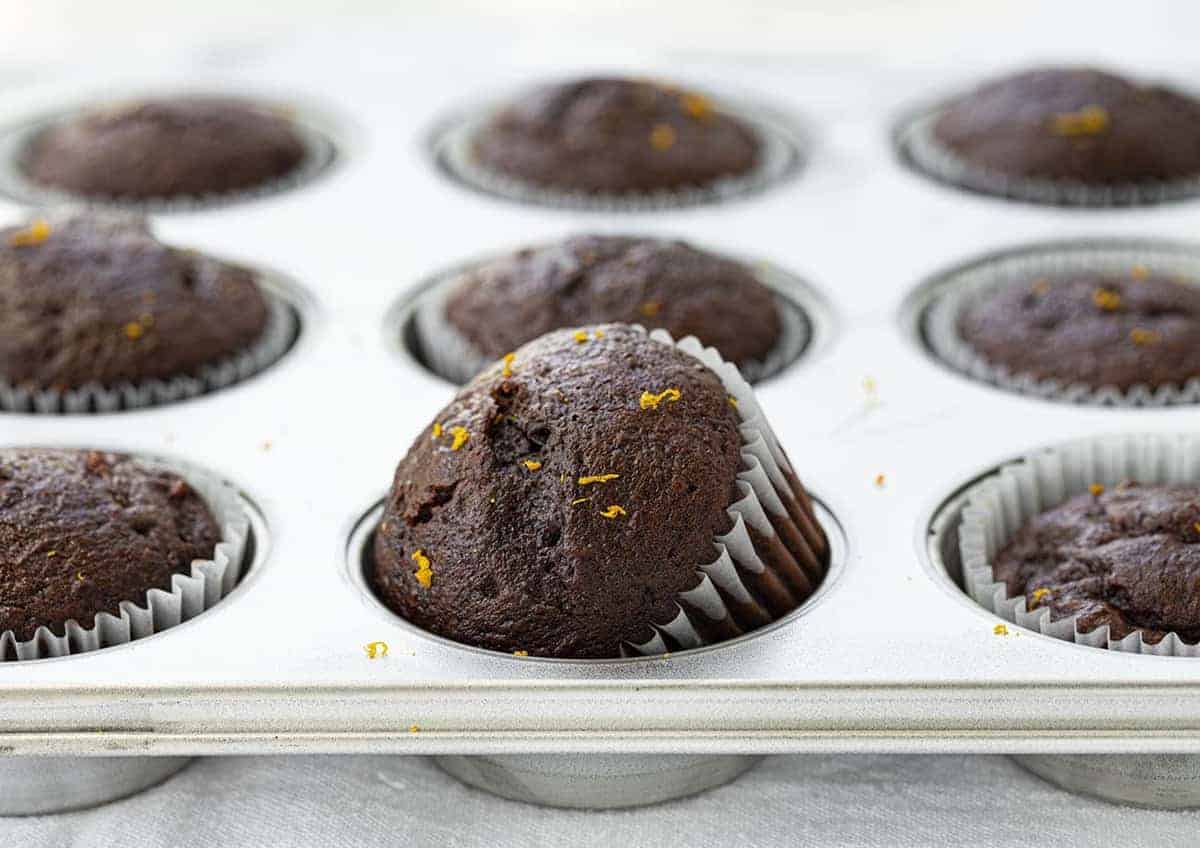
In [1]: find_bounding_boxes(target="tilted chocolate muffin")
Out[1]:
[444,235,782,369]
[0,448,220,642]
[0,213,270,392]
[957,271,1200,391]
[24,97,307,200]
[371,324,827,658]
[994,483,1200,644]
[471,77,761,194]
[933,68,1200,185]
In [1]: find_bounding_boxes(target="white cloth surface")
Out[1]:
[3,754,1200,847]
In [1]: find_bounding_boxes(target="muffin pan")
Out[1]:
[4,48,1200,809]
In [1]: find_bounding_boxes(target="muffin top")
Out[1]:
[0,213,269,391]
[24,97,307,200]
[0,448,220,642]
[957,272,1200,391]
[372,324,749,658]
[994,483,1200,644]
[471,77,760,194]
[932,67,1200,184]
[444,235,782,369]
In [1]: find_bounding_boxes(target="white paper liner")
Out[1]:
[0,289,297,414]
[0,100,337,213]
[432,96,805,212]
[900,109,1200,207]
[924,243,1200,407]
[0,454,250,661]
[958,434,1200,657]
[616,326,827,656]
[410,255,812,386]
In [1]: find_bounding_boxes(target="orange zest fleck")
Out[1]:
[574,329,590,343]
[1091,288,1122,311]
[7,218,51,247]
[1131,264,1150,281]
[649,123,677,150]
[993,623,1009,636]
[639,300,662,318]
[1031,278,1050,296]
[1050,105,1109,136]
[1089,483,1105,497]
[874,473,886,489]
[1030,588,1051,608]
[432,422,443,439]
[409,724,420,733]
[123,321,144,340]
[364,641,389,659]
[680,92,713,120]
[502,352,515,378]
[594,328,605,338]
[727,395,738,409]
[599,504,627,519]
[449,426,469,451]
[1130,327,1161,346]
[411,550,433,588]
[512,650,529,657]
[571,496,593,506]
[578,473,619,486]
[522,459,542,471]
[639,387,681,410]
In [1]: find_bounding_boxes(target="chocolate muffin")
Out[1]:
[932,68,1200,185]
[471,77,761,194]
[444,235,782,369]
[994,483,1200,644]
[24,97,307,200]
[0,213,270,393]
[957,271,1200,391]
[0,448,220,642]
[371,324,827,658]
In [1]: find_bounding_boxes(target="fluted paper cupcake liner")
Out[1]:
[0,99,337,213]
[411,256,812,387]
[432,97,805,212]
[0,454,250,661]
[958,434,1200,657]
[588,327,829,656]
[900,109,1200,207]
[924,242,1200,406]
[0,289,297,414]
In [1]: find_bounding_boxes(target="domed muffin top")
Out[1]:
[994,483,1200,644]
[372,324,747,658]
[0,213,269,391]
[24,97,307,200]
[471,77,760,193]
[933,67,1200,184]
[0,448,220,642]
[444,235,781,368]
[957,271,1200,391]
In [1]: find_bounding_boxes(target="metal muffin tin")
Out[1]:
[4,48,1200,810]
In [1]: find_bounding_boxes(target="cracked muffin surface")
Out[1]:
[0,448,220,641]
[994,483,1200,644]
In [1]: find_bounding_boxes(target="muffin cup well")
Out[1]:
[431,96,805,212]
[614,328,829,656]
[924,242,1200,406]
[411,257,812,386]
[0,288,297,414]
[0,98,338,213]
[899,109,1200,207]
[958,434,1200,657]
[0,454,250,661]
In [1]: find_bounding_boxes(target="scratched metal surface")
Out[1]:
[2,33,1200,756]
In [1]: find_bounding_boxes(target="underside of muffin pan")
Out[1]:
[5,46,1200,763]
